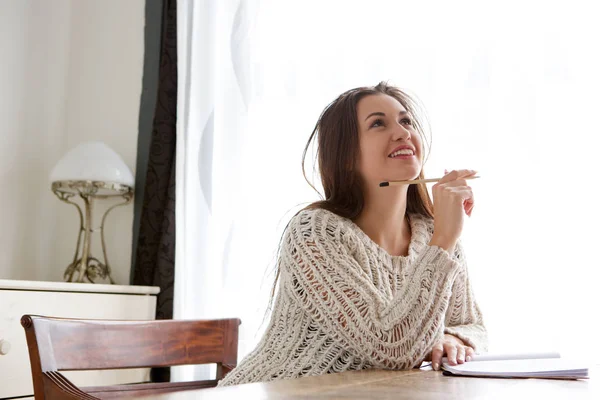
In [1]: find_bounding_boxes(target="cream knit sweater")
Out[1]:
[218,208,487,386]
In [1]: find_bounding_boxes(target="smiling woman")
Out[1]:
[216,82,487,387]
[299,83,434,221]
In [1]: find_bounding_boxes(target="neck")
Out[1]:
[353,182,411,256]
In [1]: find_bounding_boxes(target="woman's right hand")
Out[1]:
[429,169,477,254]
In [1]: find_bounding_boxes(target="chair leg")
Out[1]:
[216,363,234,380]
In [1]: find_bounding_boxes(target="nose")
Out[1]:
[392,122,411,141]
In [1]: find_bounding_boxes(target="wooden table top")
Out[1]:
[135,367,598,400]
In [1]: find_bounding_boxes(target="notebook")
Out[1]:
[440,352,589,380]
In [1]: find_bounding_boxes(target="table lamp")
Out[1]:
[50,141,134,283]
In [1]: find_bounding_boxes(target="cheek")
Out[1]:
[357,139,382,175]
[413,134,424,159]
[359,145,387,177]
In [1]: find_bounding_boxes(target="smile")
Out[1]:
[388,149,415,158]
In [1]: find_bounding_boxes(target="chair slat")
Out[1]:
[21,315,241,400]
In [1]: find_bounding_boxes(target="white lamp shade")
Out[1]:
[50,141,135,187]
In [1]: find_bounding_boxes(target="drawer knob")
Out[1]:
[0,339,10,355]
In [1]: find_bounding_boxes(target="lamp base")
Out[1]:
[52,180,133,284]
[64,256,115,284]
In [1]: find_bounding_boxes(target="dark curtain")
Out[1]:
[132,0,177,383]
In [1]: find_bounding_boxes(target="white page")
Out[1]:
[443,358,589,378]
[441,351,560,364]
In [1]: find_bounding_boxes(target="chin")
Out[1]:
[388,169,421,181]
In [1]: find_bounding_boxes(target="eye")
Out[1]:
[370,118,385,128]
[401,118,413,126]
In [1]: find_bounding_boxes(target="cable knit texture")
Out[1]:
[218,208,487,386]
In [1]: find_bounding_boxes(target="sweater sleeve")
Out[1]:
[279,210,464,370]
[443,240,489,353]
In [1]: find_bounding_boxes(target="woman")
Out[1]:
[218,81,488,386]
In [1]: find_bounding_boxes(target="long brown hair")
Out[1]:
[266,81,434,312]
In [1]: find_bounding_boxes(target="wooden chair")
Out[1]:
[20,315,241,399]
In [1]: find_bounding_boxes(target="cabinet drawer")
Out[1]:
[0,289,157,399]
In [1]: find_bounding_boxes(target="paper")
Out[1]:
[441,352,589,379]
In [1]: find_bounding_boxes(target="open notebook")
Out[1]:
[440,352,589,380]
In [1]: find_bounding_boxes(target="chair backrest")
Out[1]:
[21,315,241,399]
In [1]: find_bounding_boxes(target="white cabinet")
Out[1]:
[0,279,159,399]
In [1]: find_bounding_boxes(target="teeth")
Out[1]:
[389,149,414,157]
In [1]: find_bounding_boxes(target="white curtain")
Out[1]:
[175,0,600,380]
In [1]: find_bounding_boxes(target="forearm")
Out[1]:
[443,240,488,353]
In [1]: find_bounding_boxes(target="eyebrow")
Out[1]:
[364,110,409,121]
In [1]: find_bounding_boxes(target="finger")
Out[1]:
[447,188,474,202]
[438,169,477,184]
[465,347,475,362]
[466,202,475,217]
[445,343,458,366]
[431,343,444,371]
[464,196,475,214]
[438,171,456,184]
[433,182,472,199]
[456,346,466,364]
[437,188,474,207]
[439,179,470,188]
[438,169,461,184]
[446,169,477,178]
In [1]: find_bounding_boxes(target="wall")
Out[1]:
[0,0,144,284]
[0,0,72,281]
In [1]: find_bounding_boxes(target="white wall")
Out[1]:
[0,0,144,284]
[0,0,72,281]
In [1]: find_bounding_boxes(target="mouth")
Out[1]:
[388,148,416,158]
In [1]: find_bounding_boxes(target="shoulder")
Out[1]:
[285,208,358,251]
[288,208,348,238]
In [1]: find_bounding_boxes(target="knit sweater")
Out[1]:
[218,208,488,386]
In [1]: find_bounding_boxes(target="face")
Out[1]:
[356,94,423,185]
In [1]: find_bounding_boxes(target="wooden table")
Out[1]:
[134,367,598,400]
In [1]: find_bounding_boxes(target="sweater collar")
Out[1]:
[345,212,432,261]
